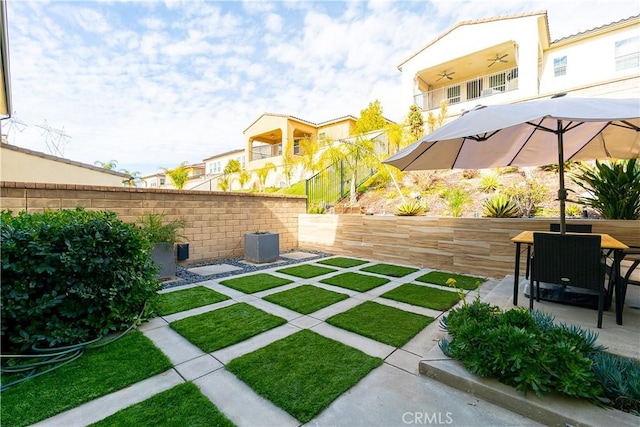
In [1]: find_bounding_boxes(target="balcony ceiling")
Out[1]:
[252,129,282,144]
[417,40,516,87]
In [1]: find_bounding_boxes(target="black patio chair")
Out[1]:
[529,232,607,328]
[525,223,593,280]
[617,245,640,314]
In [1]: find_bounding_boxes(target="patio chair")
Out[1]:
[617,245,640,310]
[529,233,607,328]
[525,223,593,279]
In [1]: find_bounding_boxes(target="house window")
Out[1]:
[554,56,567,77]
[159,178,165,185]
[466,79,482,100]
[237,155,245,167]
[615,36,640,70]
[293,139,302,155]
[447,85,460,104]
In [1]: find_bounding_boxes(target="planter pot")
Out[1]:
[244,232,279,263]
[152,242,176,279]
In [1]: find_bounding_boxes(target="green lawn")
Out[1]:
[276,264,337,279]
[317,257,369,268]
[226,330,382,423]
[325,301,434,347]
[415,271,485,290]
[157,286,230,316]
[90,382,234,427]
[381,283,461,311]
[320,272,389,292]
[170,303,286,352]
[1,332,172,427]
[219,273,293,293]
[263,285,349,314]
[360,263,419,278]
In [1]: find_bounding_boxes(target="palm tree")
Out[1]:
[237,168,251,190]
[255,162,276,191]
[299,137,322,175]
[120,169,141,187]
[161,162,191,190]
[94,160,118,170]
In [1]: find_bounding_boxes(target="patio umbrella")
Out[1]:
[384,96,640,233]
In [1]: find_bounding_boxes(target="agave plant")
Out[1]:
[570,159,640,220]
[395,199,428,216]
[482,194,519,218]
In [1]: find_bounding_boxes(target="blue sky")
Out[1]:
[4,0,637,176]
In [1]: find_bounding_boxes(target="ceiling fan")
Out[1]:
[488,53,509,67]
[436,70,455,81]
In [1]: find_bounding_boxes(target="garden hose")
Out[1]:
[0,301,147,391]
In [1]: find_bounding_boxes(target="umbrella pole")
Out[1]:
[557,120,567,234]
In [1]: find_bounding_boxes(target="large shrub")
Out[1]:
[571,159,640,220]
[1,208,160,354]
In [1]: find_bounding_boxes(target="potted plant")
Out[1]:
[244,231,279,263]
[137,213,187,279]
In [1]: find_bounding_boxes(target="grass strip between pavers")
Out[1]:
[263,285,349,314]
[325,301,434,347]
[0,332,173,427]
[276,264,337,279]
[90,382,235,427]
[360,263,419,278]
[319,272,389,292]
[381,283,461,311]
[226,329,382,423]
[415,271,486,290]
[317,257,369,268]
[219,273,293,294]
[157,286,230,316]
[170,303,286,352]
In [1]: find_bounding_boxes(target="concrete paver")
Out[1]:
[142,325,205,365]
[310,322,396,359]
[162,299,236,323]
[210,324,300,365]
[33,370,184,427]
[174,354,223,381]
[195,369,299,427]
[187,264,243,276]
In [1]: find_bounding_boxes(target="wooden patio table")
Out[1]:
[511,231,629,325]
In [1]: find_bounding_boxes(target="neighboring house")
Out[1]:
[187,149,246,191]
[0,143,130,186]
[1,0,12,133]
[399,11,640,120]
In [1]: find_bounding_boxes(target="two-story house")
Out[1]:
[399,11,639,121]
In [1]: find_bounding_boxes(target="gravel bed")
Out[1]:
[163,249,334,290]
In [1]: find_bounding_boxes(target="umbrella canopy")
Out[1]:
[384,96,640,232]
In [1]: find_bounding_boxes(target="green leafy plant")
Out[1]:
[503,178,549,217]
[395,199,428,216]
[565,204,583,217]
[136,212,187,244]
[1,208,160,353]
[482,194,519,218]
[591,351,640,414]
[439,300,608,402]
[440,187,471,217]
[570,159,640,220]
[478,172,501,192]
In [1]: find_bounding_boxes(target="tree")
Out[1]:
[354,99,386,134]
[427,100,448,133]
[406,104,424,141]
[281,139,298,187]
[255,162,276,191]
[161,162,191,190]
[217,175,230,192]
[94,160,118,170]
[299,137,322,175]
[224,159,241,175]
[237,168,251,190]
[120,169,141,187]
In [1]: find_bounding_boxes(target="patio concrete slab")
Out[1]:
[310,322,395,359]
[34,370,183,427]
[239,259,287,267]
[280,251,320,260]
[373,296,444,318]
[211,324,300,365]
[162,299,236,323]
[310,282,359,297]
[142,325,205,365]
[136,316,168,332]
[206,283,250,299]
[384,348,423,374]
[187,264,243,276]
[195,369,298,427]
[252,282,302,298]
[401,320,447,358]
[361,280,405,297]
[309,297,365,320]
[174,354,223,381]
[309,364,543,427]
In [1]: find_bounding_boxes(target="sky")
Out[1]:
[3,0,638,176]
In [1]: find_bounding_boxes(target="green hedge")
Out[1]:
[1,208,159,354]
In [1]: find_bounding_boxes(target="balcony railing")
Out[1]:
[251,143,282,161]
[415,67,518,111]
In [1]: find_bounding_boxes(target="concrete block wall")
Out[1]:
[298,214,640,278]
[0,182,306,264]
